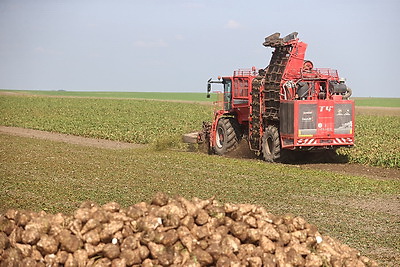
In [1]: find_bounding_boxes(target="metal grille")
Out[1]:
[280,102,294,134]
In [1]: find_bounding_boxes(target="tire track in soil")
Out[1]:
[224,140,400,181]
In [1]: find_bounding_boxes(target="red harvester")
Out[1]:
[192,32,354,162]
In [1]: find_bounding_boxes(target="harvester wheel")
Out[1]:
[262,125,284,162]
[214,117,240,155]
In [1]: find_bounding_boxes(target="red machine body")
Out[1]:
[205,32,354,162]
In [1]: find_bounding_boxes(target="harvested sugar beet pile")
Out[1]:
[0,193,378,266]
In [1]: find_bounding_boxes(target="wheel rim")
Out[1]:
[216,127,224,148]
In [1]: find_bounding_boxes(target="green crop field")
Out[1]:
[1,93,400,265]
[340,115,400,168]
[0,94,399,168]
[353,97,400,107]
[0,95,213,147]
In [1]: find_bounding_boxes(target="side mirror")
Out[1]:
[207,78,212,98]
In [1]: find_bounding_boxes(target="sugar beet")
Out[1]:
[0,193,378,266]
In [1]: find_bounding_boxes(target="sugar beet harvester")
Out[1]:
[186,32,354,162]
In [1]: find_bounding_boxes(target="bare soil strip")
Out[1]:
[0,126,142,150]
[355,106,400,116]
[298,163,400,181]
[226,140,400,180]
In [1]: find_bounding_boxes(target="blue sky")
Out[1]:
[0,0,399,97]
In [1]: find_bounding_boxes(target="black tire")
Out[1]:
[262,125,288,162]
[214,118,240,155]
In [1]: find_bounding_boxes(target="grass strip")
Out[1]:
[353,97,400,108]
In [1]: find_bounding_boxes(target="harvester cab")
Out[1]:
[187,32,355,163]
[206,77,230,109]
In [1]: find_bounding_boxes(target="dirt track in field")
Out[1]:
[224,139,400,180]
[1,126,399,180]
[355,106,400,116]
[0,126,142,150]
